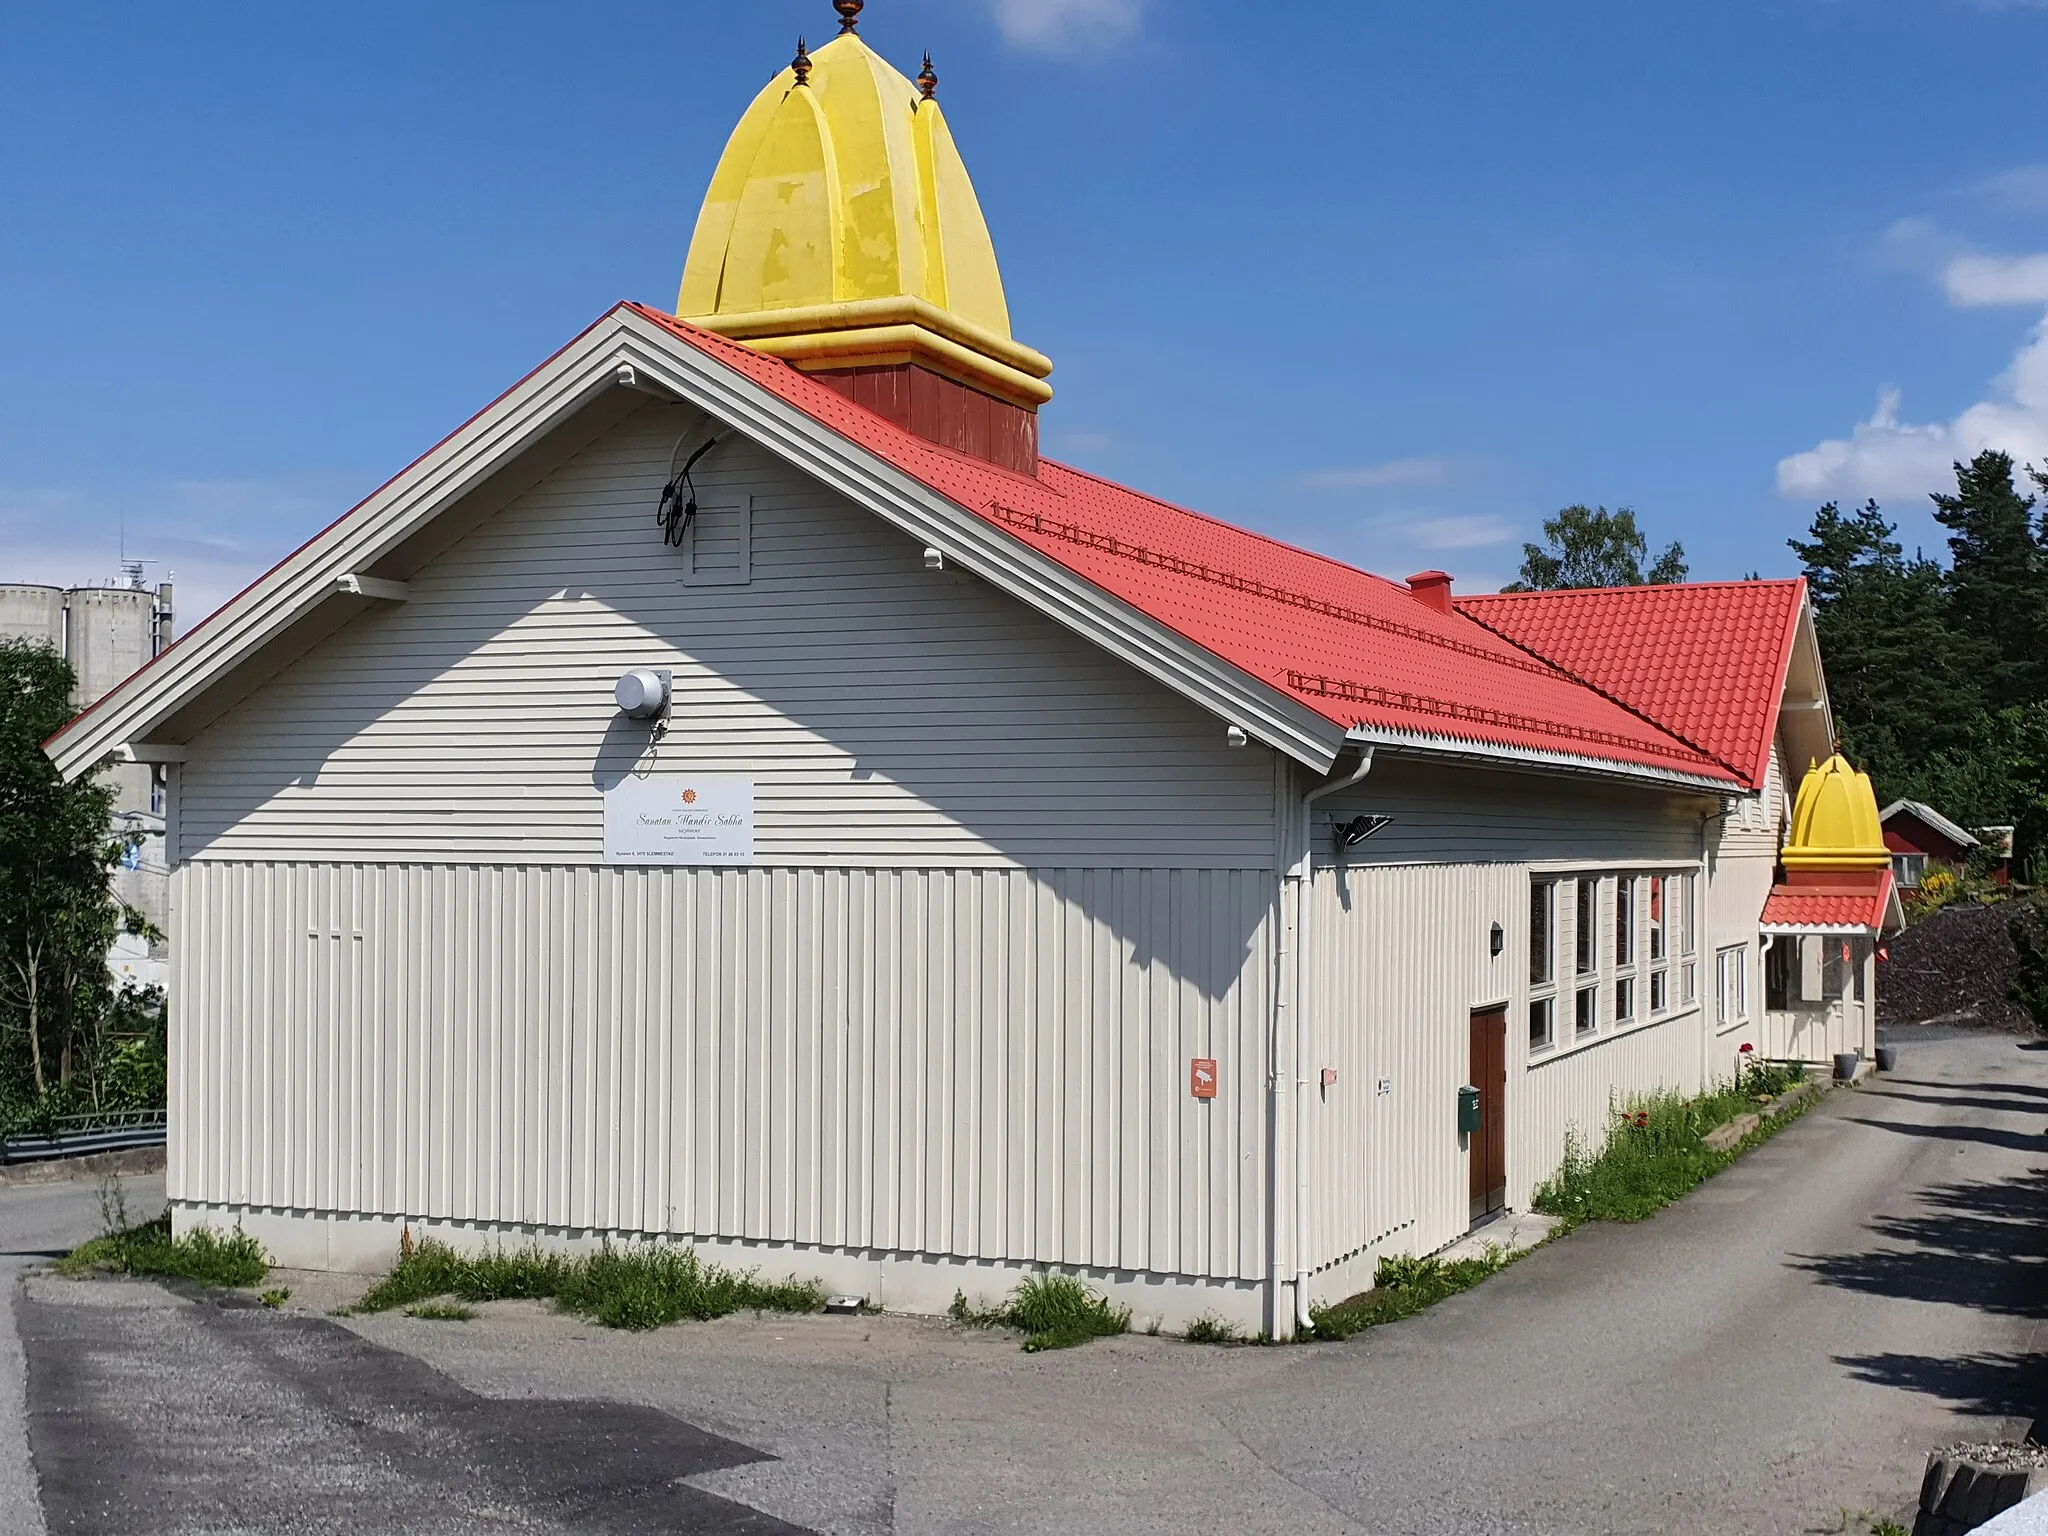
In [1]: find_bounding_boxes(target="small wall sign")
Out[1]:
[604,777,755,865]
[1190,1058,1219,1100]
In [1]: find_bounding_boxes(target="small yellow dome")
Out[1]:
[677,29,1052,410]
[1781,754,1890,871]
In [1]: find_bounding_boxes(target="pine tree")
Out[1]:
[1788,500,1985,793]
[1932,450,2047,711]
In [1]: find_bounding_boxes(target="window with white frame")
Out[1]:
[1716,944,1750,1027]
[1674,872,1698,1004]
[1537,870,1700,1048]
[1575,877,1601,1035]
[1529,879,1558,1050]
[1893,853,1928,888]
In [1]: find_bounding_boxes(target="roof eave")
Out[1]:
[1345,726,1738,797]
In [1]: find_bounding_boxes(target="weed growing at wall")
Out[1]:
[1309,1248,1512,1341]
[1534,1069,1816,1225]
[58,1215,269,1288]
[950,1272,1131,1352]
[354,1234,825,1332]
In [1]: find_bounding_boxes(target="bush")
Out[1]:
[1184,1314,1239,1344]
[1533,1071,1811,1225]
[950,1272,1131,1352]
[353,1233,823,1332]
[1310,1248,1511,1341]
[58,1215,269,1288]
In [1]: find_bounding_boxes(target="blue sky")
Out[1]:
[3,0,2046,621]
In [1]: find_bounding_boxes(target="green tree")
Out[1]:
[1507,505,1688,591]
[1932,450,2048,712]
[2010,901,2048,1033]
[1788,499,1986,792]
[0,638,124,1102]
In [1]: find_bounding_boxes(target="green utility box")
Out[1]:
[1457,1084,1483,1135]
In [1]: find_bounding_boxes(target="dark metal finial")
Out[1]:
[918,52,938,101]
[835,0,864,33]
[792,36,812,85]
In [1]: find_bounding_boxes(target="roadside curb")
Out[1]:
[0,1148,164,1191]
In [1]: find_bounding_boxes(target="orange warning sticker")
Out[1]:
[1190,1058,1219,1100]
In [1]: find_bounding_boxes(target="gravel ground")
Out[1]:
[1882,901,2040,1030]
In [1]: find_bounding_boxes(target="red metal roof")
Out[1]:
[1455,582,1807,790]
[1760,870,1897,932]
[630,306,1740,785]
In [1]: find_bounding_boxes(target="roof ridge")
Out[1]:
[1460,579,1805,602]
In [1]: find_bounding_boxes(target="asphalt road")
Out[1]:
[6,1028,2045,1534]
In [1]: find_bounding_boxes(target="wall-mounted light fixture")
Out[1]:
[1490,922,1505,958]
[924,547,946,571]
[615,668,672,722]
[1226,726,1249,748]
[1333,813,1393,851]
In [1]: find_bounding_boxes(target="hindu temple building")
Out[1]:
[46,2,1895,1335]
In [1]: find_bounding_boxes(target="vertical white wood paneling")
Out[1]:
[174,861,1275,1283]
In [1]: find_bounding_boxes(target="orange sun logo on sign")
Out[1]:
[681,789,698,805]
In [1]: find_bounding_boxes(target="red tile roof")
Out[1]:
[1760,870,1897,933]
[630,305,1741,785]
[1456,582,1808,789]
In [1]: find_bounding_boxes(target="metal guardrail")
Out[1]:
[1,1110,167,1165]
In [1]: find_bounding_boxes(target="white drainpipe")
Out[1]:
[1291,746,1375,1335]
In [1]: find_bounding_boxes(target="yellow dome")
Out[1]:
[677,28,1053,410]
[1781,754,1891,871]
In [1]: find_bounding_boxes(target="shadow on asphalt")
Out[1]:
[1841,1117,2048,1155]
[21,1284,818,1534]
[1836,1351,2048,1421]
[1795,1162,2048,1318]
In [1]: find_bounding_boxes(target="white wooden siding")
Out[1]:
[171,860,1276,1283]
[175,403,1275,869]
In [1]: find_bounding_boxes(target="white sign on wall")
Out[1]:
[603,777,755,865]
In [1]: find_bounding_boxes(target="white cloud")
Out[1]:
[1947,252,2048,307]
[1974,164,2048,215]
[1298,457,1455,491]
[988,0,1144,53]
[1395,513,1519,552]
[1776,247,2048,502]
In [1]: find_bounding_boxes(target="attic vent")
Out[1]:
[684,496,752,587]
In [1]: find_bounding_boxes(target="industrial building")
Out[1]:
[46,5,1897,1334]
[2,575,174,987]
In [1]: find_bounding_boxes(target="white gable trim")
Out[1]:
[46,306,1347,781]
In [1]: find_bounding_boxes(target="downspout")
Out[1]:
[1700,807,1715,1088]
[1291,745,1375,1336]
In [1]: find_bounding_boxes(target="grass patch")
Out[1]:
[353,1233,824,1333]
[56,1215,269,1288]
[406,1301,477,1322]
[1534,1064,1816,1226]
[1309,1247,1512,1341]
[950,1272,1131,1352]
[1184,1313,1239,1344]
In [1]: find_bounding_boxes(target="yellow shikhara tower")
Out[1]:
[678,0,1052,472]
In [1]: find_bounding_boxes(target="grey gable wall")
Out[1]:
[175,399,1278,870]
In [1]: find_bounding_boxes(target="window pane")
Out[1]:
[1615,975,1635,1022]
[1616,878,1635,966]
[1682,960,1696,1004]
[1650,969,1667,1013]
[1530,881,1554,986]
[1649,877,1666,960]
[1576,986,1598,1036]
[1529,997,1554,1050]
[1577,881,1598,975]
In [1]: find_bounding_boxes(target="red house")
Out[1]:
[1880,800,2008,889]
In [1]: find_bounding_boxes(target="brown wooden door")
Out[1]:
[1469,1007,1508,1223]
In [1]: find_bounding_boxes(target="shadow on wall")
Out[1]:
[179,398,1275,1002]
